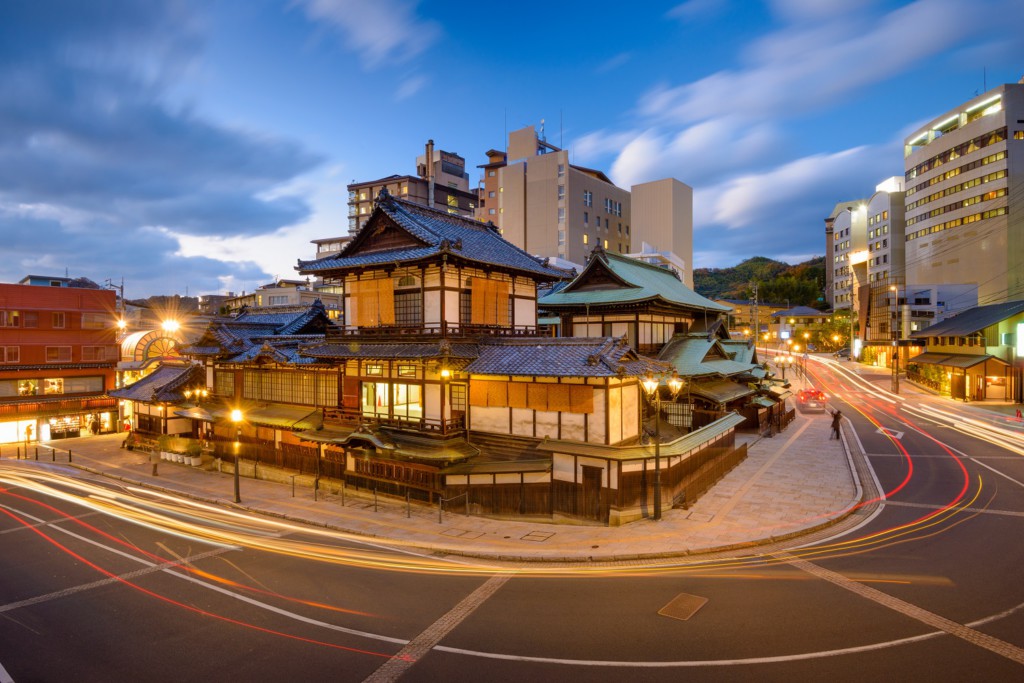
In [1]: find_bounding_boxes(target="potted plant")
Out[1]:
[186,441,203,467]
[157,435,173,461]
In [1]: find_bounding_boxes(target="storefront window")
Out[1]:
[44,378,65,394]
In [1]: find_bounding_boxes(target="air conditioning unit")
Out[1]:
[1001,332,1015,345]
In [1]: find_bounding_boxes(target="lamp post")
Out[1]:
[641,371,684,521]
[775,354,794,382]
[231,408,243,503]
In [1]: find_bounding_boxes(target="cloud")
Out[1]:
[296,0,440,69]
[639,0,975,127]
[394,74,429,101]
[666,0,724,21]
[596,53,631,73]
[0,1,324,296]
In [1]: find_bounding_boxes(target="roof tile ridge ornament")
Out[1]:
[375,187,391,206]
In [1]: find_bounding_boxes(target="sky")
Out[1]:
[2,0,1022,299]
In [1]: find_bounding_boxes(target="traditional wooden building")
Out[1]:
[152,191,752,524]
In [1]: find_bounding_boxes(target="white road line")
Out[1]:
[779,552,1024,665]
[362,574,513,682]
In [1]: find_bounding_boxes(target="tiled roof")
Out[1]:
[688,379,756,404]
[299,341,480,361]
[909,300,1024,339]
[770,306,826,318]
[109,363,203,402]
[463,337,668,377]
[658,334,761,378]
[539,248,730,312]
[297,192,570,280]
[179,301,330,360]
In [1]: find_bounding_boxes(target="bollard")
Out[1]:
[68,449,72,463]
[340,482,345,506]
[373,488,378,513]
[438,499,443,524]
[15,446,19,460]
[406,490,411,518]
[35,446,38,460]
[290,475,296,498]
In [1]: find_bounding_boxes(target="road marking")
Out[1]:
[875,427,904,439]
[0,506,102,535]
[362,574,513,682]
[777,552,1024,665]
[0,660,12,683]
[881,499,1024,517]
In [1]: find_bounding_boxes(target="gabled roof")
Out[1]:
[464,337,668,378]
[296,191,570,281]
[909,300,1024,339]
[539,247,730,313]
[179,301,331,361]
[109,362,203,403]
[770,306,827,318]
[658,333,762,378]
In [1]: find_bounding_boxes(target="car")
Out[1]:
[796,388,828,413]
[834,348,851,360]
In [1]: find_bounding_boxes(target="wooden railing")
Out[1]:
[325,320,540,340]
[323,407,465,434]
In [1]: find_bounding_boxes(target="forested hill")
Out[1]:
[693,256,826,308]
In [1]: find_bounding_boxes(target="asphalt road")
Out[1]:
[1,359,1022,681]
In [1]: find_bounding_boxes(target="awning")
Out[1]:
[907,352,1003,369]
[245,405,323,430]
[768,386,793,400]
[174,406,215,422]
[689,379,755,404]
[750,396,776,408]
[907,352,955,365]
[441,459,552,475]
[938,354,1002,369]
[294,425,397,450]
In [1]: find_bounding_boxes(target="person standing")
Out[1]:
[829,409,842,440]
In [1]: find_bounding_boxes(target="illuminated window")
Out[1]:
[583,234,589,245]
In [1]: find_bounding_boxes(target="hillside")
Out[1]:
[694,256,826,308]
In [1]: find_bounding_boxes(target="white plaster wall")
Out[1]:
[608,386,622,443]
[535,410,559,439]
[444,290,460,326]
[561,412,585,441]
[471,406,510,434]
[552,453,575,481]
[514,297,535,327]
[590,387,607,443]
[425,384,441,421]
[621,383,639,441]
[511,408,534,437]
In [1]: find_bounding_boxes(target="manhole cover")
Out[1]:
[658,593,708,621]
[521,531,554,542]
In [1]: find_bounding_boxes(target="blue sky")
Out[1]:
[2,0,1022,298]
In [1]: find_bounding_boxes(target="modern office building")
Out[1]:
[347,140,476,236]
[903,80,1024,306]
[630,179,694,287]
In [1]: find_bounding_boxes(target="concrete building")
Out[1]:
[224,279,342,319]
[903,80,1024,306]
[476,125,695,277]
[347,140,476,235]
[630,179,694,287]
[0,279,119,443]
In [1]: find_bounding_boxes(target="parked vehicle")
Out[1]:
[834,348,851,360]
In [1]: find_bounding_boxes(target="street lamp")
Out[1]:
[231,408,243,503]
[641,371,684,521]
[775,354,794,382]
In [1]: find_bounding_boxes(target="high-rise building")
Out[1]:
[903,80,1024,306]
[476,125,696,280]
[347,140,476,236]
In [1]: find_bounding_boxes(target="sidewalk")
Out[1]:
[4,415,860,564]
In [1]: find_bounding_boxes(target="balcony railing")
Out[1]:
[323,406,465,434]
[326,320,540,340]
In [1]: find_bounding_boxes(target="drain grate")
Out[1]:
[520,531,554,542]
[658,593,708,621]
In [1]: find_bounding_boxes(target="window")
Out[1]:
[468,278,510,326]
[214,371,235,398]
[397,364,417,378]
[0,311,20,327]
[268,295,289,305]
[583,190,593,207]
[43,377,64,394]
[557,184,565,200]
[81,313,107,329]
[23,312,38,328]
[46,346,72,362]
[394,275,423,326]
[488,170,496,177]
[81,346,109,361]
[558,207,565,223]
[558,164,565,176]
[488,208,496,215]
[488,191,495,198]
[361,382,423,421]
[603,239,609,249]
[63,376,103,393]
[1,347,18,363]
[365,363,384,376]
[583,233,589,245]
[583,211,588,225]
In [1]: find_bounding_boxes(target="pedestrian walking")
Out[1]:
[829,409,842,440]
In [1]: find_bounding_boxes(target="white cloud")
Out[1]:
[296,0,440,69]
[596,53,631,73]
[394,74,428,101]
[666,0,724,21]
[639,0,973,127]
